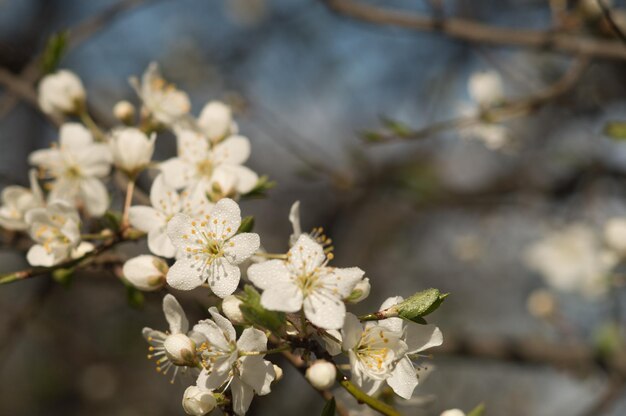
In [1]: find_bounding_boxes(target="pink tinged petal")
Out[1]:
[223,233,260,265]
[213,135,250,165]
[193,320,231,351]
[129,206,166,233]
[236,327,267,353]
[163,294,189,334]
[160,157,194,189]
[303,291,346,330]
[150,174,181,216]
[405,324,443,354]
[288,234,326,275]
[208,198,241,241]
[386,357,418,400]
[148,227,176,258]
[26,244,56,266]
[167,257,205,290]
[239,356,275,396]
[207,257,240,298]
[341,313,363,351]
[247,260,292,290]
[231,375,254,416]
[79,177,109,216]
[208,307,237,343]
[260,282,303,313]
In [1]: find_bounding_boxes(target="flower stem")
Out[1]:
[78,107,106,142]
[239,344,291,356]
[255,252,287,260]
[338,377,402,416]
[121,178,136,231]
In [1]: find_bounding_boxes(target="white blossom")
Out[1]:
[194,307,275,416]
[113,100,136,124]
[143,294,200,381]
[131,62,190,125]
[524,224,617,298]
[288,200,302,246]
[122,255,168,291]
[468,70,504,107]
[441,410,466,416]
[346,277,371,303]
[305,360,336,390]
[109,127,156,177]
[0,169,44,230]
[341,313,407,392]
[38,70,85,116]
[197,100,236,143]
[29,123,112,216]
[373,296,443,399]
[166,198,260,297]
[160,129,258,197]
[182,385,217,416]
[222,294,246,325]
[25,200,81,266]
[129,174,213,258]
[604,217,626,255]
[248,234,364,329]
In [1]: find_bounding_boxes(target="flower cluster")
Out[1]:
[0,63,446,416]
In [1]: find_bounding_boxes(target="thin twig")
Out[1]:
[597,0,626,45]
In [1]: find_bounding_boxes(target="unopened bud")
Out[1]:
[305,360,336,390]
[163,333,196,366]
[346,278,370,303]
[272,364,283,382]
[527,289,556,319]
[440,410,466,416]
[182,386,216,415]
[38,70,86,116]
[222,295,245,325]
[113,100,136,125]
[123,255,167,291]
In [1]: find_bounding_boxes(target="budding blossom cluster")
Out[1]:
[0,64,446,415]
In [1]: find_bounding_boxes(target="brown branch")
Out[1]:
[597,0,626,45]
[579,374,624,416]
[321,0,626,61]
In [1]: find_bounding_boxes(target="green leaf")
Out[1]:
[239,285,285,332]
[241,175,276,199]
[361,130,384,143]
[604,121,626,140]
[467,403,486,416]
[237,216,255,234]
[321,398,336,416]
[379,115,412,138]
[40,31,69,74]
[396,288,448,324]
[52,267,74,288]
[125,284,145,309]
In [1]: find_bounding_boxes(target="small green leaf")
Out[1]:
[604,121,626,140]
[41,31,69,74]
[396,288,448,324]
[361,130,384,142]
[379,115,412,138]
[237,216,255,234]
[241,175,275,199]
[321,397,336,416]
[239,285,285,331]
[467,403,486,416]
[52,267,74,288]
[102,210,122,232]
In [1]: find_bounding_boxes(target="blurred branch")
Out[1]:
[320,0,626,60]
[579,374,624,416]
[365,56,589,143]
[597,0,626,45]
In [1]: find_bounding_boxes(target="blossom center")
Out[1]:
[196,159,213,178]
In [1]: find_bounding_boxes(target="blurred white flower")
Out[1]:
[468,70,504,107]
[25,200,81,266]
[248,234,364,329]
[113,100,136,124]
[166,198,260,297]
[143,294,200,381]
[109,128,155,177]
[373,296,443,399]
[604,217,626,255]
[221,294,246,324]
[341,313,407,391]
[0,169,44,230]
[288,200,302,246]
[524,224,617,298]
[122,255,168,291]
[441,410,466,416]
[29,123,112,216]
[38,70,85,117]
[160,129,258,198]
[463,123,509,150]
[182,385,216,416]
[197,100,236,143]
[194,307,275,416]
[305,360,336,390]
[129,174,213,258]
[131,62,191,125]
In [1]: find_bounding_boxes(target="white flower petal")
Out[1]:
[207,257,240,298]
[208,307,237,343]
[79,177,109,216]
[163,294,189,334]
[386,357,418,400]
[303,292,346,330]
[341,313,362,351]
[236,327,267,353]
[260,283,303,313]
[193,319,231,352]
[239,356,275,395]
[405,324,443,354]
[231,375,254,416]
[148,227,176,258]
[208,198,241,241]
[26,244,57,266]
[213,135,250,165]
[129,206,166,233]
[150,174,181,215]
[223,233,260,264]
[288,234,326,274]
[160,157,194,189]
[247,260,292,290]
[167,257,205,290]
[197,368,231,391]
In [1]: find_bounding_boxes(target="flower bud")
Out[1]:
[440,410,466,416]
[123,255,167,291]
[272,364,283,382]
[182,386,216,415]
[305,360,336,390]
[109,128,156,177]
[604,217,626,255]
[113,100,136,124]
[222,295,245,324]
[468,70,503,107]
[198,100,233,142]
[163,333,196,366]
[345,277,370,303]
[38,70,85,116]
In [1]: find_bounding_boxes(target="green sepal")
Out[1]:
[321,397,336,416]
[467,403,486,416]
[397,288,448,324]
[237,216,255,234]
[239,285,285,332]
[41,31,69,74]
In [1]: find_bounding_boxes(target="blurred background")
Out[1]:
[3,0,626,415]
